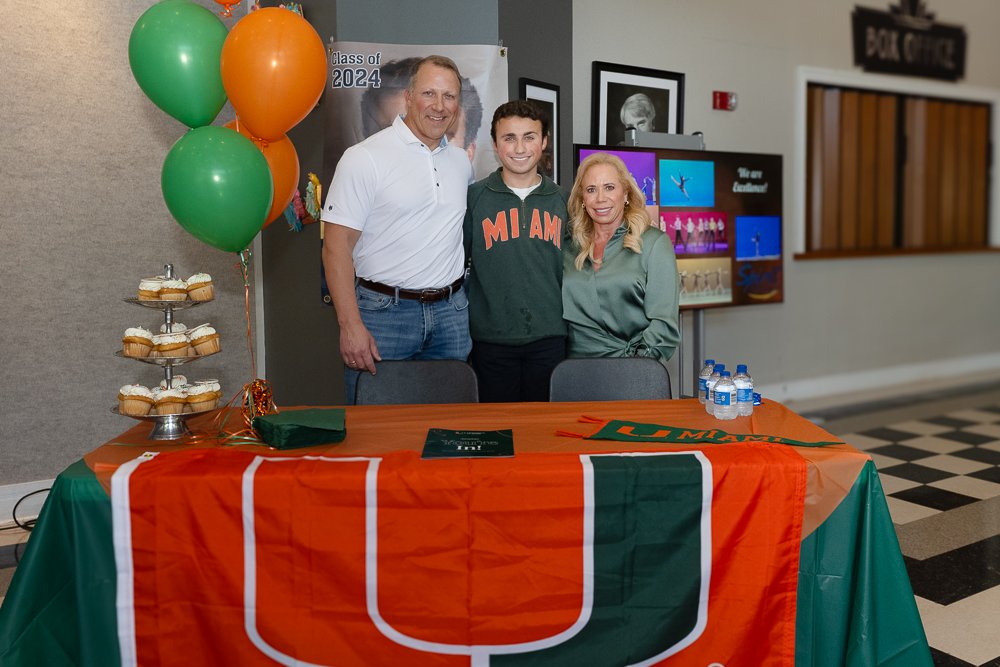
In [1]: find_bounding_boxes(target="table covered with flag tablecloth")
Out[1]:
[0,399,932,666]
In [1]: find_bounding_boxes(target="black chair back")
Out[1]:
[549,357,672,402]
[354,360,479,405]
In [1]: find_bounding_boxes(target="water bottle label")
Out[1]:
[714,392,732,406]
[699,378,707,393]
[737,388,752,402]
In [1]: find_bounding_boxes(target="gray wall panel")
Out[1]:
[499,0,574,187]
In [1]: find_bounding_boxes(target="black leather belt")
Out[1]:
[357,277,463,303]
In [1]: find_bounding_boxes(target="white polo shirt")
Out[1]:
[322,115,473,289]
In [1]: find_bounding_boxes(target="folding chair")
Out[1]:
[354,360,479,405]
[549,357,672,401]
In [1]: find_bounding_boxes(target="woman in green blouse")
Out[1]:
[562,152,680,361]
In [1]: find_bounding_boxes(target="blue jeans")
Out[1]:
[344,283,472,403]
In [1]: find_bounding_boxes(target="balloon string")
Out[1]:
[233,116,269,148]
[178,249,277,448]
[237,249,278,428]
[238,249,256,378]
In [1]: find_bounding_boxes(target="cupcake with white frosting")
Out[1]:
[122,326,154,358]
[153,332,190,358]
[189,324,220,356]
[186,273,214,301]
[159,278,188,301]
[153,387,187,415]
[186,383,219,412]
[118,384,154,416]
[195,379,223,409]
[159,322,187,333]
[138,278,162,301]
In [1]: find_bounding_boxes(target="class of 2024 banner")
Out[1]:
[322,41,509,185]
[112,445,806,666]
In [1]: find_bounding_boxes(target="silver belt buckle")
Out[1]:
[419,288,440,302]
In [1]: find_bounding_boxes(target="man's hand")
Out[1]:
[323,222,382,375]
[339,319,381,374]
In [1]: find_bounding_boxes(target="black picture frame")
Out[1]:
[518,78,560,183]
[591,61,685,146]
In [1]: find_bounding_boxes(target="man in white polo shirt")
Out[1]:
[322,55,474,403]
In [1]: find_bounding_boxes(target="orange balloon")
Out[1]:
[225,120,300,227]
[220,8,327,141]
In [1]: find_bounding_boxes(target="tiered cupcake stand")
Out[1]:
[114,263,217,440]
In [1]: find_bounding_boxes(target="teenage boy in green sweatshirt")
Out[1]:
[464,100,568,402]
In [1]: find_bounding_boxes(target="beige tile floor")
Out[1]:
[916,588,1000,666]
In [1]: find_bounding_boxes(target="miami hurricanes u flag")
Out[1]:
[112,445,805,666]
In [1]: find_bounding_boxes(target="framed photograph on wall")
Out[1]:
[591,61,685,146]
[518,78,560,183]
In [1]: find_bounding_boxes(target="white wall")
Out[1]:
[573,0,1000,403]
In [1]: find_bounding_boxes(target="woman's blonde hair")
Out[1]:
[567,152,650,270]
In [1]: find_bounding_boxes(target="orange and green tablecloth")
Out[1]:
[0,399,932,666]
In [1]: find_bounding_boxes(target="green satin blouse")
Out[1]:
[562,225,680,360]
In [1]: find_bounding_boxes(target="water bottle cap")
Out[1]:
[705,359,715,366]
[720,370,731,377]
[713,364,724,372]
[736,364,748,373]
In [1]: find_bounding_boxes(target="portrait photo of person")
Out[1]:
[605,83,671,145]
[324,43,506,185]
[446,76,484,164]
[359,57,420,138]
[620,93,655,133]
[591,62,684,145]
[360,60,484,164]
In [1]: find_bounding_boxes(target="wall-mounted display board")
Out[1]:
[574,145,784,310]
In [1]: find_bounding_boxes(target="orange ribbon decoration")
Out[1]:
[213,0,241,18]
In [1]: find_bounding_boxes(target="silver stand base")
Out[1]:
[147,414,193,440]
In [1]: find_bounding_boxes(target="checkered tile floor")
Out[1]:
[842,406,1000,521]
[838,403,1000,667]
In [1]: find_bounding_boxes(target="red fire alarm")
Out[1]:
[712,91,738,111]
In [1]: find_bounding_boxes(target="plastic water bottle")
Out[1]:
[713,371,738,420]
[697,359,716,404]
[704,364,725,415]
[734,364,754,417]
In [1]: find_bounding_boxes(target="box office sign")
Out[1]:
[851,2,966,81]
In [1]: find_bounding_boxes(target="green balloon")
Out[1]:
[129,0,228,128]
[161,126,273,252]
